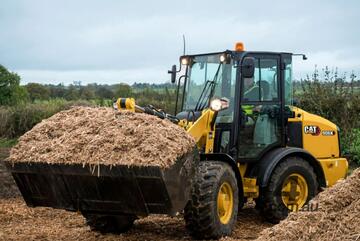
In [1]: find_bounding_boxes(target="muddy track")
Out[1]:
[0,148,273,241]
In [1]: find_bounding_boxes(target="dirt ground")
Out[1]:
[0,148,273,241]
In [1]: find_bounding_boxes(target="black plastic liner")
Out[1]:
[5,148,198,217]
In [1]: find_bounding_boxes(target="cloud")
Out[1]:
[293,49,360,80]
[1,0,360,84]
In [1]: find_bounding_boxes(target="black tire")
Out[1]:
[184,161,239,239]
[256,157,318,223]
[83,214,136,234]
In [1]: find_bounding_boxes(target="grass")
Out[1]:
[0,138,18,148]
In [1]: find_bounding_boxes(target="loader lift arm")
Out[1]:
[114,97,220,154]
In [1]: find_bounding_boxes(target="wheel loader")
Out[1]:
[6,42,348,239]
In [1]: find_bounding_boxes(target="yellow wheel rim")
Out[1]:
[281,173,308,211]
[217,181,234,224]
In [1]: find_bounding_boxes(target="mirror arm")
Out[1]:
[176,62,182,73]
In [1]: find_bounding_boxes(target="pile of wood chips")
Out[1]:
[255,168,360,241]
[7,107,195,169]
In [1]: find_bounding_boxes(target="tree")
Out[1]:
[114,83,132,98]
[79,86,95,100]
[48,84,66,98]
[0,65,28,105]
[26,83,50,101]
[95,86,114,99]
[64,85,80,100]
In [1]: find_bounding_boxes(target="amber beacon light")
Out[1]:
[235,42,245,51]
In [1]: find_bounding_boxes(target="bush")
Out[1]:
[0,138,18,148]
[26,83,51,101]
[0,94,174,139]
[296,73,360,135]
[342,129,360,165]
[0,99,96,138]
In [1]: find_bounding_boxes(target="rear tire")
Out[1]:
[256,157,318,223]
[83,214,136,233]
[184,161,239,239]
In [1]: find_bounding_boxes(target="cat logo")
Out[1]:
[304,125,320,136]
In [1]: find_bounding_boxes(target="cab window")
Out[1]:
[243,58,279,102]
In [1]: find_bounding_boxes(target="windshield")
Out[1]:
[183,53,236,123]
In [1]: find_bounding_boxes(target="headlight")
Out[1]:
[210,99,222,111]
[210,98,229,112]
[220,54,226,63]
[220,53,230,63]
[180,57,189,65]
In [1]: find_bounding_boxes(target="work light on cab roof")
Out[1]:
[179,41,244,66]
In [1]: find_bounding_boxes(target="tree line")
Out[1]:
[0,64,359,164]
[0,64,177,111]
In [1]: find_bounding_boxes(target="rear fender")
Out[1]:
[256,147,326,188]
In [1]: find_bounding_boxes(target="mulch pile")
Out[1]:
[256,168,360,241]
[7,107,195,168]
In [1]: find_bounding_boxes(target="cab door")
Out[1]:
[237,54,283,161]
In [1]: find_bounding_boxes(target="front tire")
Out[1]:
[257,157,318,223]
[184,161,239,239]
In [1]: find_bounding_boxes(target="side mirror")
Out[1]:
[168,65,177,83]
[241,57,255,78]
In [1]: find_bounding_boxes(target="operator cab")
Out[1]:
[170,43,293,162]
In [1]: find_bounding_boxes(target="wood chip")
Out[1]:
[255,168,360,241]
[7,107,195,169]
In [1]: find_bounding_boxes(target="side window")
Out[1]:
[243,59,260,101]
[243,58,279,102]
[284,57,293,106]
[215,63,237,124]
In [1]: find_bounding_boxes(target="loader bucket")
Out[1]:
[5,148,198,217]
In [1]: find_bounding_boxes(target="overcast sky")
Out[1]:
[1,0,360,85]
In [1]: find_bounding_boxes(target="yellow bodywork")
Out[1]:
[238,163,259,198]
[116,98,136,112]
[289,107,348,187]
[180,109,216,153]
[318,158,348,186]
[289,107,340,158]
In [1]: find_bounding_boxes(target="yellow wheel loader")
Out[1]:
[6,43,348,239]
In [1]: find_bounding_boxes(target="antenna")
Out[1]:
[182,34,186,55]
